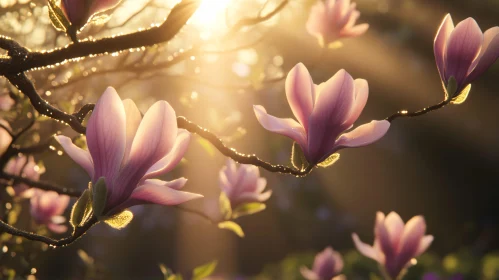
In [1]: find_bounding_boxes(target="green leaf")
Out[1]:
[451,84,471,105]
[445,76,458,99]
[291,142,308,171]
[192,260,218,280]
[218,221,245,238]
[317,153,340,168]
[219,192,232,220]
[167,274,183,280]
[103,210,133,229]
[70,189,92,228]
[92,177,108,217]
[47,0,71,32]
[232,202,266,219]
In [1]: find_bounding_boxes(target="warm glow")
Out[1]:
[191,0,232,29]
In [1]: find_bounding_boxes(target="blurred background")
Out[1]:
[0,0,498,279]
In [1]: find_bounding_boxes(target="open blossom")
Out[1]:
[0,95,14,111]
[30,190,70,233]
[4,155,41,198]
[434,14,499,95]
[254,63,390,165]
[352,212,434,279]
[61,0,122,30]
[56,87,202,217]
[300,247,344,280]
[307,0,369,47]
[219,159,271,209]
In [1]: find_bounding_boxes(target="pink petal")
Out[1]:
[300,267,320,280]
[384,212,404,250]
[253,105,307,147]
[122,99,142,164]
[0,120,12,155]
[416,235,434,256]
[343,79,369,127]
[333,0,350,28]
[445,18,483,87]
[434,14,455,82]
[341,23,369,37]
[86,87,126,181]
[376,218,396,260]
[334,120,390,149]
[307,69,355,164]
[56,135,94,178]
[467,27,499,83]
[127,101,178,171]
[48,223,68,234]
[306,1,327,39]
[352,233,379,262]
[256,178,267,193]
[123,178,203,208]
[285,63,316,131]
[397,216,426,262]
[142,129,191,180]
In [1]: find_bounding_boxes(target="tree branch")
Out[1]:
[0,172,83,197]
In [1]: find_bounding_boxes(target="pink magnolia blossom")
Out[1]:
[30,190,70,233]
[434,14,499,95]
[0,95,14,111]
[254,63,390,165]
[61,0,122,30]
[0,120,12,155]
[352,212,434,279]
[56,87,202,217]
[4,155,41,198]
[219,159,271,209]
[300,247,344,280]
[307,0,369,47]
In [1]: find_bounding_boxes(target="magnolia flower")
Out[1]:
[307,0,369,47]
[219,159,271,209]
[0,120,11,155]
[0,95,14,111]
[4,155,41,198]
[352,212,434,279]
[254,63,390,165]
[30,190,70,233]
[56,87,202,218]
[300,247,344,280]
[434,14,499,96]
[61,0,122,30]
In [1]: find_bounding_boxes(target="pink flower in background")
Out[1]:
[0,120,12,155]
[307,0,369,47]
[352,212,434,279]
[56,87,202,217]
[61,0,122,30]
[30,190,70,233]
[219,159,271,209]
[301,247,344,280]
[4,155,41,198]
[254,63,390,165]
[434,14,499,95]
[0,95,14,111]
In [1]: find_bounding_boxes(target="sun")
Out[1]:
[191,0,232,29]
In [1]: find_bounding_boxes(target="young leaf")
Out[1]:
[445,76,458,99]
[219,192,232,220]
[167,274,183,280]
[291,142,308,171]
[70,189,92,228]
[317,153,340,168]
[218,221,245,238]
[232,202,266,219]
[103,210,133,229]
[92,177,108,217]
[47,0,71,32]
[192,260,218,280]
[451,84,471,105]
